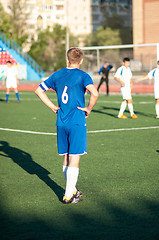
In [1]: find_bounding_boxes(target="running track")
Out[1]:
[0,82,154,94]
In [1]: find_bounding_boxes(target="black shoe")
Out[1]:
[74,189,83,198]
[63,195,83,204]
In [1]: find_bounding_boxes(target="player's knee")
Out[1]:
[128,99,132,104]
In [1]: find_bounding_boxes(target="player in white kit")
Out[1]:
[2,61,20,102]
[135,60,159,118]
[114,57,138,119]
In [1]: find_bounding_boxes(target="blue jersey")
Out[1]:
[40,68,93,127]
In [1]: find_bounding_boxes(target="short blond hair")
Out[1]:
[67,48,83,64]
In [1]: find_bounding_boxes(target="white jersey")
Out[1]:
[4,66,18,88]
[148,67,159,99]
[115,66,132,99]
[114,66,132,88]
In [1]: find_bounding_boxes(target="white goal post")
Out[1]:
[80,43,159,72]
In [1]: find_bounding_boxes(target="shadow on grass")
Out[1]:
[1,142,159,239]
[0,141,64,202]
[92,106,121,118]
[92,106,155,118]
[1,197,159,240]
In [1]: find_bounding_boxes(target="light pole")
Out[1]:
[66,0,69,53]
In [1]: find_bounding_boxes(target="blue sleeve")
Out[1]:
[98,66,104,75]
[39,73,56,91]
[83,72,93,88]
[107,65,113,70]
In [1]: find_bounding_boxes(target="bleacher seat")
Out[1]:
[0,46,17,65]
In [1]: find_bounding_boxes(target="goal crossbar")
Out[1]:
[80,43,159,51]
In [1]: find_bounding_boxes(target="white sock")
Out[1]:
[128,103,134,116]
[118,101,127,116]
[156,104,159,116]
[65,167,79,199]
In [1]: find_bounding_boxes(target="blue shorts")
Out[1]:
[57,125,87,155]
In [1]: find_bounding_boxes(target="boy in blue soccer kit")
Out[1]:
[35,48,98,204]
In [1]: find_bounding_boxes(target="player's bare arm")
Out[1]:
[35,86,60,113]
[2,76,5,86]
[135,75,149,83]
[77,84,98,118]
[16,75,19,85]
[114,77,125,87]
[130,78,133,89]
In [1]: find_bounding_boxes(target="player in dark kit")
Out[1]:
[35,48,98,204]
[97,62,113,95]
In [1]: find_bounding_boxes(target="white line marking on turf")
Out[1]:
[0,128,57,135]
[0,126,159,136]
[88,126,159,133]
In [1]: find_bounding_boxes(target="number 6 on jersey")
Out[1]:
[62,86,68,104]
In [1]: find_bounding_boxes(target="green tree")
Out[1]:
[0,3,12,37]
[106,14,132,44]
[69,34,79,48]
[8,0,29,46]
[100,6,133,44]
[85,26,122,46]
[0,1,29,46]
[84,26,122,68]
[29,25,66,71]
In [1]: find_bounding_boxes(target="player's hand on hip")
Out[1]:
[121,81,125,87]
[77,106,91,118]
[52,106,60,114]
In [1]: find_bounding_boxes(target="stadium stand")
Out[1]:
[0,47,17,65]
[0,31,44,80]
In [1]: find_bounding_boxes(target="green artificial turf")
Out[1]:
[0,91,159,240]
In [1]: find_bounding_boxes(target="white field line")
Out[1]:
[0,128,57,135]
[0,126,159,136]
[88,126,159,133]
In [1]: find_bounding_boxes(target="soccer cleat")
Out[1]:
[131,114,138,119]
[118,114,127,119]
[63,195,83,204]
[156,115,159,119]
[73,189,83,198]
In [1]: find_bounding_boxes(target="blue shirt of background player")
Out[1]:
[98,65,113,75]
[40,68,93,127]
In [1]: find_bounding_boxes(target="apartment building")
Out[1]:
[0,0,102,42]
[100,0,132,28]
[133,0,159,67]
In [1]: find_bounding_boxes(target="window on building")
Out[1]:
[92,6,98,11]
[56,15,64,20]
[37,15,43,20]
[93,15,99,21]
[37,15,43,27]
[56,5,64,10]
